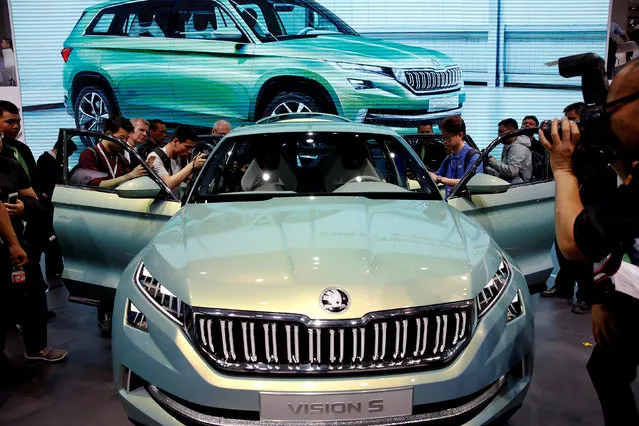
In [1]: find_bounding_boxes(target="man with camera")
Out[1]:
[540,58,639,426]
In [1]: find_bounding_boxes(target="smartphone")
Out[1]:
[7,192,18,204]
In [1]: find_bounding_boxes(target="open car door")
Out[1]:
[52,129,182,307]
[446,128,555,287]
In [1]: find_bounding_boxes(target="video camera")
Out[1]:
[541,53,621,176]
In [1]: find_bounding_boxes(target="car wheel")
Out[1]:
[74,86,116,134]
[262,92,321,117]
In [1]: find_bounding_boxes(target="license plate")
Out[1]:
[260,388,413,422]
[429,95,459,112]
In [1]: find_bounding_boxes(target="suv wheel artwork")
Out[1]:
[74,86,115,133]
[263,92,320,117]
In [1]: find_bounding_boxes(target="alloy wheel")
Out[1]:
[270,101,313,116]
[77,91,110,132]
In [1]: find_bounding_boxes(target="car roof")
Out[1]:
[228,120,403,138]
[86,0,149,12]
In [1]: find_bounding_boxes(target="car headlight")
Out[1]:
[475,257,512,318]
[336,62,396,78]
[135,262,188,326]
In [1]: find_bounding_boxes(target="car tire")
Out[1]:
[74,85,116,134]
[262,92,321,118]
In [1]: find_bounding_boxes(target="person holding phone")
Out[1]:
[0,154,68,363]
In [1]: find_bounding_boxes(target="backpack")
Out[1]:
[151,147,173,176]
[441,148,479,175]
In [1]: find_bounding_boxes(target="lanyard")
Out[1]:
[96,143,118,178]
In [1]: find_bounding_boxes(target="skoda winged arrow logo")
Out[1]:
[320,287,351,313]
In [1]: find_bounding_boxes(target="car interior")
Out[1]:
[203,134,422,196]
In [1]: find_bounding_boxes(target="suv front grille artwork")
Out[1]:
[190,302,473,375]
[404,67,462,92]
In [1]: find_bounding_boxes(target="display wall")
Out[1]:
[8,0,611,156]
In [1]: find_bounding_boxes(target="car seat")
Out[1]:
[322,142,380,192]
[129,12,164,37]
[187,13,216,38]
[241,142,297,192]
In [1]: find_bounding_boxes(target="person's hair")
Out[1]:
[213,119,231,131]
[439,115,466,134]
[54,137,77,155]
[130,117,149,128]
[498,118,519,131]
[0,100,19,117]
[104,117,134,134]
[563,102,586,115]
[149,119,165,131]
[522,115,539,126]
[173,124,198,143]
[417,122,433,129]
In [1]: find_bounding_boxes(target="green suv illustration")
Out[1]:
[62,0,465,132]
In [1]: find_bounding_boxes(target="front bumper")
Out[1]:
[113,263,533,426]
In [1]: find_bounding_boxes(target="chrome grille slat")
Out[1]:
[381,322,387,360]
[401,319,408,358]
[242,322,250,361]
[293,325,300,363]
[433,316,441,354]
[193,303,472,374]
[420,318,428,355]
[220,320,229,360]
[414,317,421,356]
[285,325,292,363]
[440,315,448,353]
[207,320,215,354]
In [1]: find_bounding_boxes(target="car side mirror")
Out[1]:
[466,173,510,195]
[211,27,245,42]
[116,176,162,199]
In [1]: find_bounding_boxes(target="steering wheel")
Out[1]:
[345,175,382,184]
[297,27,315,36]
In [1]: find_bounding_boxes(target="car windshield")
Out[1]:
[229,0,358,42]
[191,131,440,202]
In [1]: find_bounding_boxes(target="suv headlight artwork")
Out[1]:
[135,263,188,326]
[476,257,512,319]
[336,62,396,79]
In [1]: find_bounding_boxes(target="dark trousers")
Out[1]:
[0,248,48,355]
[554,243,593,304]
[608,37,618,79]
[587,291,639,426]
[43,234,64,278]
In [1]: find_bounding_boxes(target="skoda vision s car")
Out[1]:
[108,116,534,425]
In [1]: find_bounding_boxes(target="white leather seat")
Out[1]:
[241,155,297,192]
[322,144,380,192]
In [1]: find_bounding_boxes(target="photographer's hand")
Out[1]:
[539,117,580,174]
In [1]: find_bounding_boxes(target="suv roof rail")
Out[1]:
[255,113,352,125]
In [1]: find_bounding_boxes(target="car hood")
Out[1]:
[142,197,502,319]
[254,35,457,70]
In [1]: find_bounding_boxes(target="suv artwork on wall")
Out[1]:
[62,0,466,132]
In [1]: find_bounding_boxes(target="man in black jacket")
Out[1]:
[0,155,68,362]
[36,137,77,279]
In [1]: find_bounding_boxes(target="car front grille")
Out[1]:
[189,302,473,375]
[403,67,462,93]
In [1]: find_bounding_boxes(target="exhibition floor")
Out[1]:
[2,286,637,426]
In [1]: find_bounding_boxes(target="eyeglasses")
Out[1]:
[441,133,457,141]
[604,89,639,114]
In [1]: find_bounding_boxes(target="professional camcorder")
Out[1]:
[541,53,621,176]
